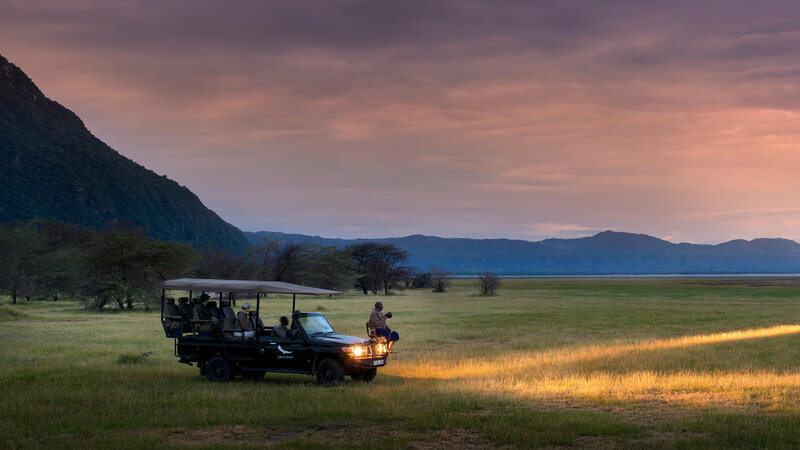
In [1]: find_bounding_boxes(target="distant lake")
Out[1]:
[453,273,800,279]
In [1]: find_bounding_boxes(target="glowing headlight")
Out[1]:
[353,346,363,357]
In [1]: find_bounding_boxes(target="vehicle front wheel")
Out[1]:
[351,368,377,382]
[205,356,233,382]
[316,358,345,386]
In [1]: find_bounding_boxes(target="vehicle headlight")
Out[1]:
[353,346,363,357]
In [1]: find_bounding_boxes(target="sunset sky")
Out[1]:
[2,1,800,243]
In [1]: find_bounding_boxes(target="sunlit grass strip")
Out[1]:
[391,325,800,409]
[466,370,800,409]
[396,325,800,380]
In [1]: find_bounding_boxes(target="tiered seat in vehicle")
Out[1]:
[163,298,182,337]
[178,297,192,333]
[220,299,238,338]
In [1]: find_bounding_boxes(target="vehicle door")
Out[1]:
[259,331,313,371]
[226,338,259,363]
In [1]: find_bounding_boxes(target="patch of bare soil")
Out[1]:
[406,429,498,449]
[553,431,711,450]
[157,424,410,448]
[35,319,89,323]
[157,425,297,447]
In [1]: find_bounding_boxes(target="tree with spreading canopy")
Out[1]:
[81,225,198,310]
[349,243,409,295]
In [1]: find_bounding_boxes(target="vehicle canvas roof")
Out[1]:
[163,278,343,295]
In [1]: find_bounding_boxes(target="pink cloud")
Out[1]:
[3,1,800,242]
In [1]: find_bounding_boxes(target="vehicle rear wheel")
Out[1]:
[350,368,377,382]
[316,358,344,386]
[205,356,233,382]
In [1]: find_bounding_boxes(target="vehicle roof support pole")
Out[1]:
[292,294,296,312]
[188,290,194,336]
[160,288,165,322]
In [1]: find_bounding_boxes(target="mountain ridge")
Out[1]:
[0,53,250,252]
[245,230,800,275]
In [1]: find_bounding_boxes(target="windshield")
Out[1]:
[299,315,334,335]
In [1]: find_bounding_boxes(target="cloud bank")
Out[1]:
[2,0,800,242]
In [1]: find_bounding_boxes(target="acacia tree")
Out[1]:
[298,245,354,291]
[349,243,409,295]
[431,268,451,293]
[272,243,306,283]
[36,221,94,301]
[476,271,501,295]
[82,226,198,310]
[198,245,252,280]
[0,223,51,303]
[245,236,281,280]
[350,243,382,295]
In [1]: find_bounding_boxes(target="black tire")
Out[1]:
[241,370,266,380]
[316,358,345,386]
[205,356,233,382]
[361,368,377,382]
[350,368,377,382]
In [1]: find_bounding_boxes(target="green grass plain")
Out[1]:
[3,278,800,448]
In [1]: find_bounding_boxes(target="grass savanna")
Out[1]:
[4,278,800,448]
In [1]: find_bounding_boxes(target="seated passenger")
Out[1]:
[206,300,220,321]
[369,301,399,352]
[274,316,291,338]
[235,302,255,339]
[196,293,219,337]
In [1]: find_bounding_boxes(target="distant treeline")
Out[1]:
[0,221,439,310]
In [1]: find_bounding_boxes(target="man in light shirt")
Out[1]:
[369,301,399,352]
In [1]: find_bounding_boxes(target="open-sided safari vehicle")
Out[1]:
[160,278,389,385]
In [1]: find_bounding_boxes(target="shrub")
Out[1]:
[117,351,154,364]
[476,271,502,295]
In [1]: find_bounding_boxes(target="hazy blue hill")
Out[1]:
[0,54,250,252]
[245,230,800,275]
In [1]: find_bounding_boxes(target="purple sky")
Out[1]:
[3,1,800,242]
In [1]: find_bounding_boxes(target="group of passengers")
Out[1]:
[231,301,294,339]
[192,294,294,339]
[181,294,400,351]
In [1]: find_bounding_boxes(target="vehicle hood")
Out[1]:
[310,333,368,346]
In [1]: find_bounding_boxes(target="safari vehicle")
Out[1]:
[159,278,390,385]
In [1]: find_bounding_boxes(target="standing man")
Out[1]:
[369,301,399,352]
[236,302,255,339]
